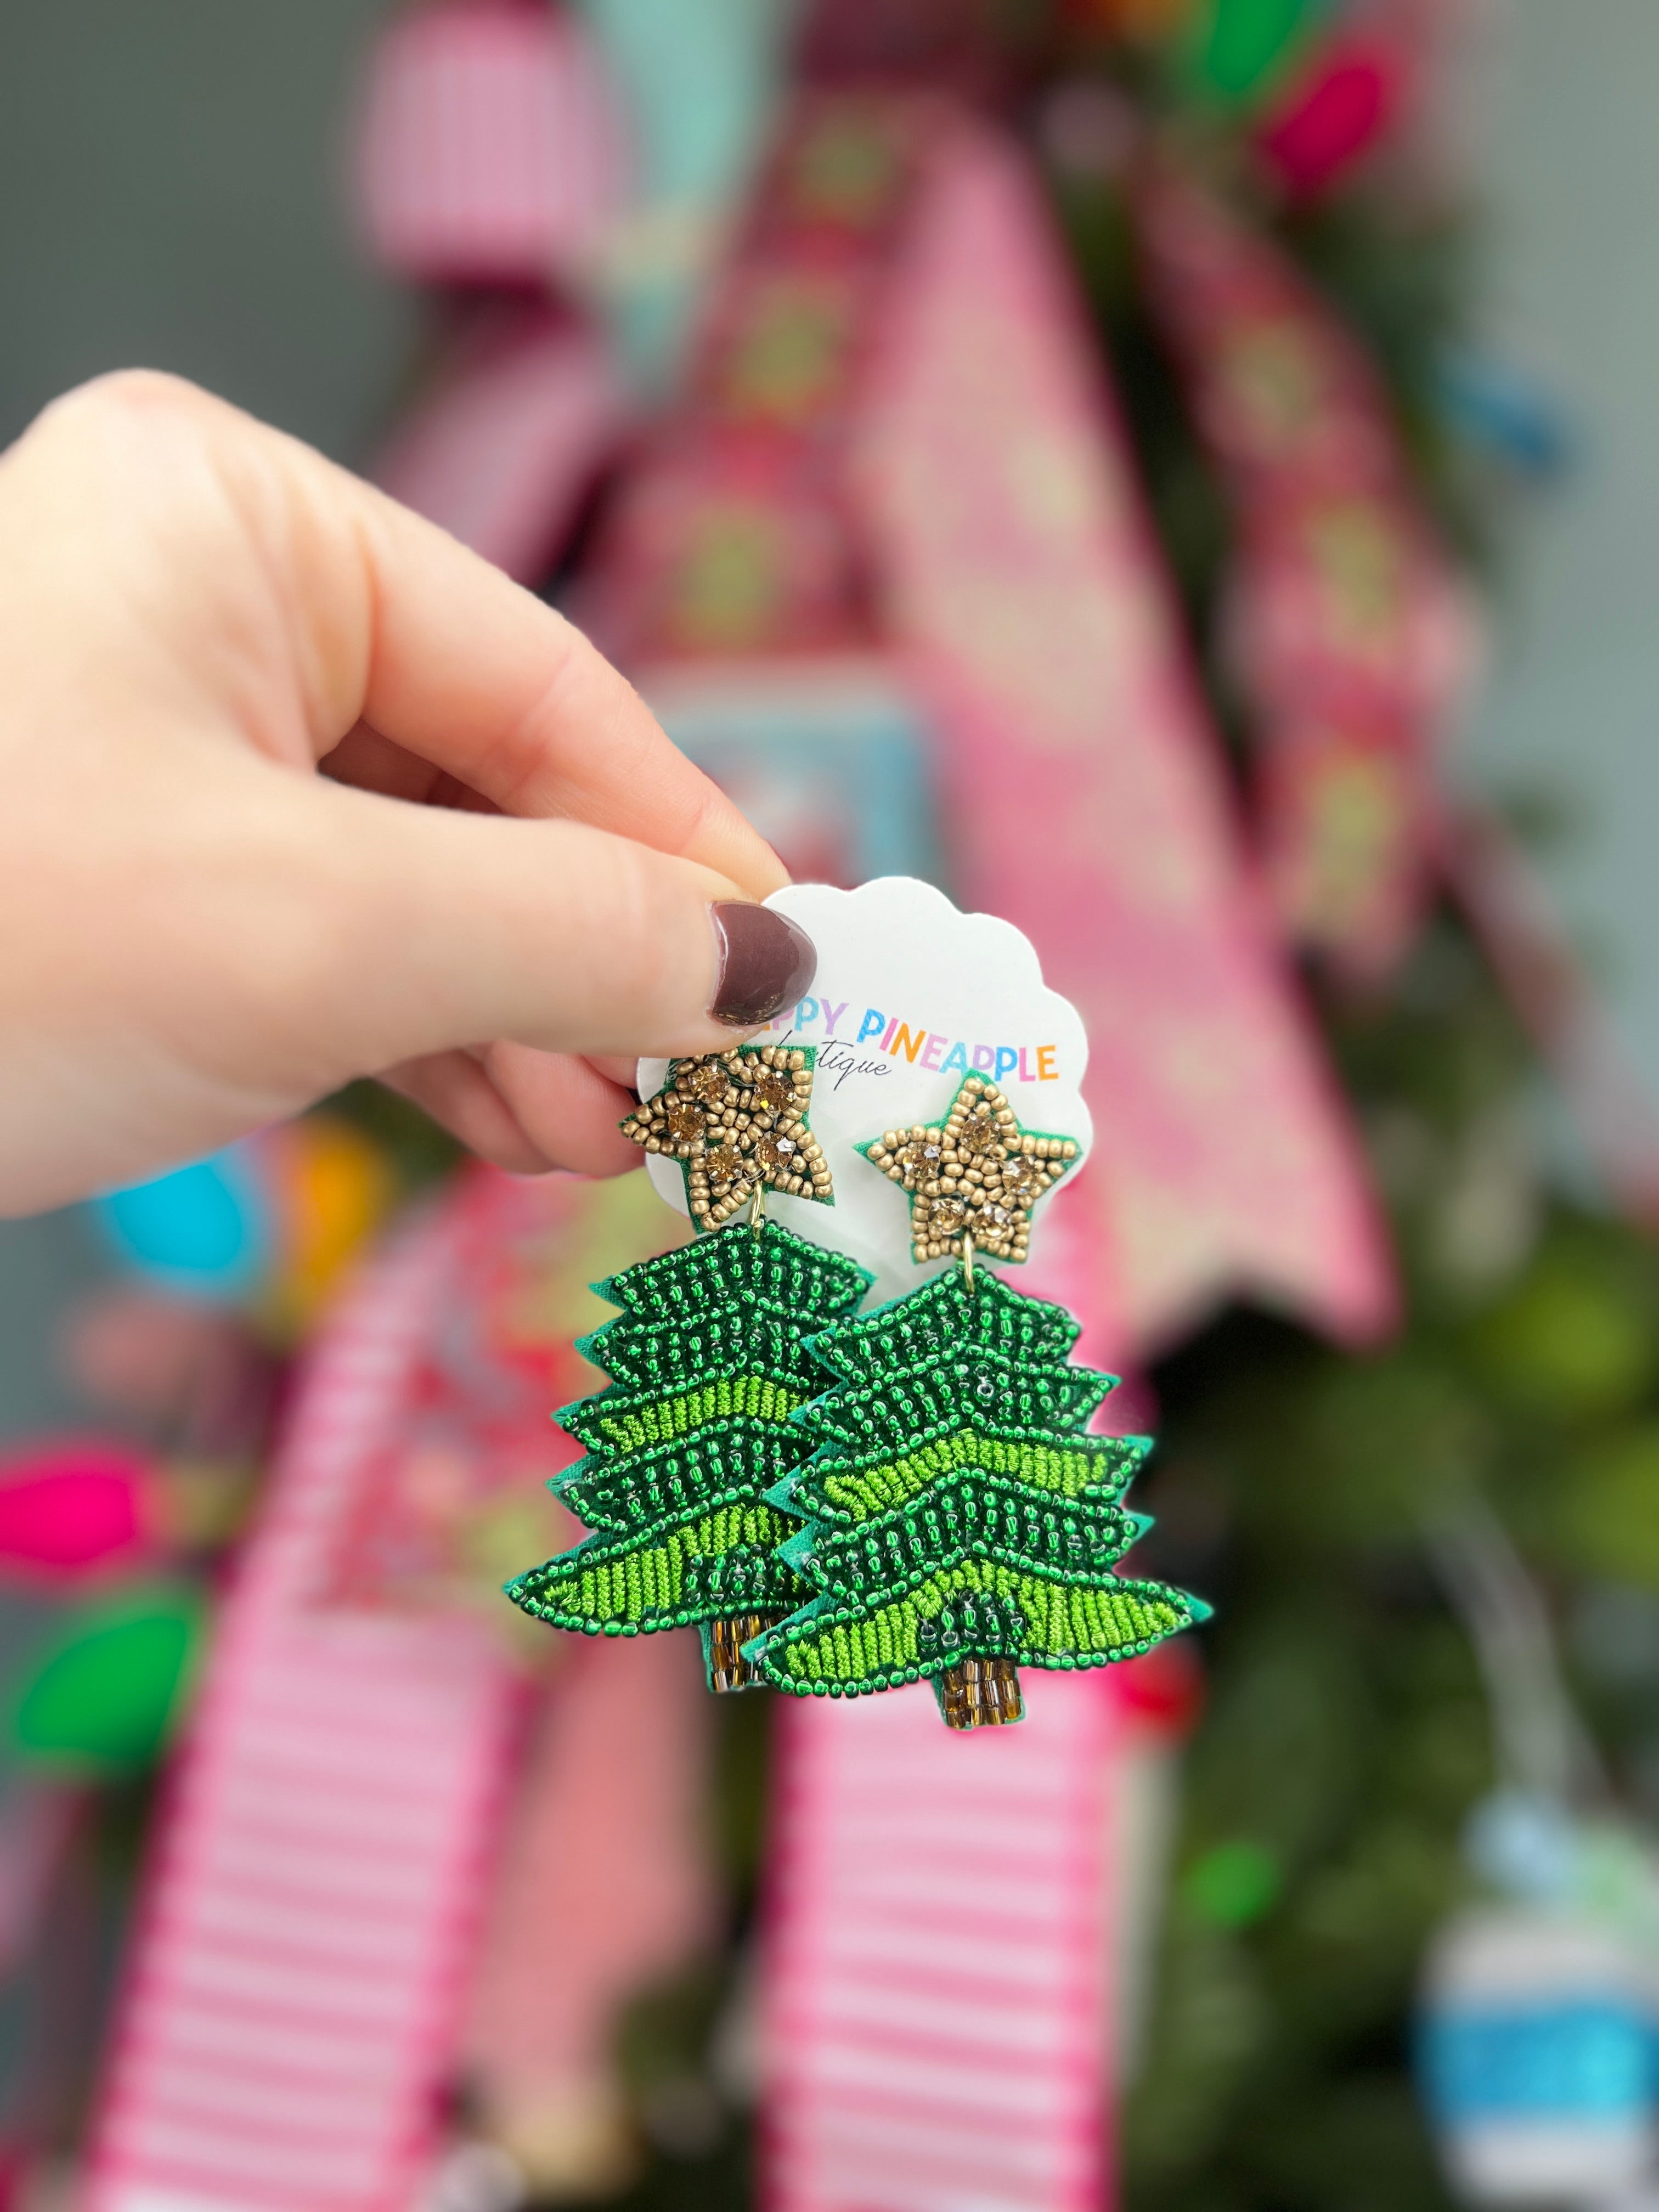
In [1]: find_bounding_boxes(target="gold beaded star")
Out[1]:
[621,1044,834,1232]
[861,1075,1079,1265]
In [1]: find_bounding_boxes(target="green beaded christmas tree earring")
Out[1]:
[505,1045,871,1693]
[748,1076,1206,1729]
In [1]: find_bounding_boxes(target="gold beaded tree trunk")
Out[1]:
[937,1654,1025,1729]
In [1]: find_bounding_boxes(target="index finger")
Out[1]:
[229,396,787,898]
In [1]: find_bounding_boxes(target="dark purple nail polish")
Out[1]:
[710,903,817,1028]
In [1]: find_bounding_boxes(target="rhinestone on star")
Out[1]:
[620,1045,834,1231]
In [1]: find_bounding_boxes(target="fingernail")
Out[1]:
[709,902,817,1028]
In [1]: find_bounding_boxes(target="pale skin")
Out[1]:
[0,371,789,1217]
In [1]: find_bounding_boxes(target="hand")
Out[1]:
[0,373,815,1216]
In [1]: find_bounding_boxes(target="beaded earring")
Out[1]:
[748,1076,1207,1729]
[506,1046,870,1694]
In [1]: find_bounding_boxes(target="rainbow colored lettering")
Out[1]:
[769,998,1059,1084]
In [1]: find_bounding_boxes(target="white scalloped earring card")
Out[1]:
[639,876,1093,1306]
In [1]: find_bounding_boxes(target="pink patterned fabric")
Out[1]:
[81,1171,696,2211]
[355,1,631,285]
[84,1208,521,2212]
[580,93,942,666]
[856,125,1394,1350]
[373,315,624,584]
[765,1672,1118,2212]
[462,1634,715,2162]
[1135,167,1477,978]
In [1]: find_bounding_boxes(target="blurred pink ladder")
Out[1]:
[766,1672,1115,2212]
[84,1212,521,2212]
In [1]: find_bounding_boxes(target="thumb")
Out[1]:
[305,782,818,1076]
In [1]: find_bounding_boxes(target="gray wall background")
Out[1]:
[1460,0,1659,1114]
[0,0,412,460]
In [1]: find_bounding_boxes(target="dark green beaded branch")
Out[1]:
[506,1222,872,1690]
[747,1267,1206,1719]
